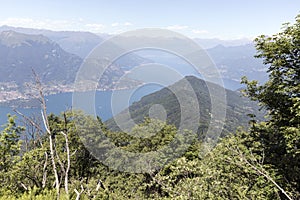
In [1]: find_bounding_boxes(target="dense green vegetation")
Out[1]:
[0,15,299,199]
[106,75,264,135]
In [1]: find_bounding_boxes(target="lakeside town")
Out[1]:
[0,78,142,106]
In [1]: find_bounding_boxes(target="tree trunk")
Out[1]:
[35,69,60,198]
[61,131,70,197]
[42,110,60,198]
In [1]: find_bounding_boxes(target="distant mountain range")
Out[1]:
[135,43,266,90]
[0,30,81,84]
[0,30,149,103]
[0,25,268,105]
[207,44,267,89]
[194,38,253,49]
[106,76,264,135]
[0,25,103,58]
[0,25,253,56]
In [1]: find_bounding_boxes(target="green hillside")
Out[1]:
[106,76,264,136]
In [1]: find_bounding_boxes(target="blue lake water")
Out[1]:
[0,84,162,127]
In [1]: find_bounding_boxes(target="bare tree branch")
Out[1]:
[14,109,43,148]
[225,145,293,200]
[74,185,84,200]
[34,69,60,198]
[42,152,48,189]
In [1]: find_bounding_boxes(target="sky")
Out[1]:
[0,0,299,39]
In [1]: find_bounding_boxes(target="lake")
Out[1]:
[0,84,162,127]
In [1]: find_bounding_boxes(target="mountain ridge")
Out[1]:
[0,30,81,84]
[0,25,103,58]
[106,75,264,136]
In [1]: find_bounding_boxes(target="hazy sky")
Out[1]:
[0,0,299,39]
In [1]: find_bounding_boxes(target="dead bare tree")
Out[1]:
[32,70,60,198]
[60,112,71,197]
[53,128,71,197]
[42,151,48,189]
[61,130,70,197]
[32,69,75,199]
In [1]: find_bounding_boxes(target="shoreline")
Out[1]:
[0,84,145,109]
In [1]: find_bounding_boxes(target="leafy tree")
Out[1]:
[242,14,300,198]
[0,115,24,195]
[144,130,288,199]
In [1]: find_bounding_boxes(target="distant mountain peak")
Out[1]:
[213,44,226,49]
[194,38,253,49]
[0,30,52,47]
